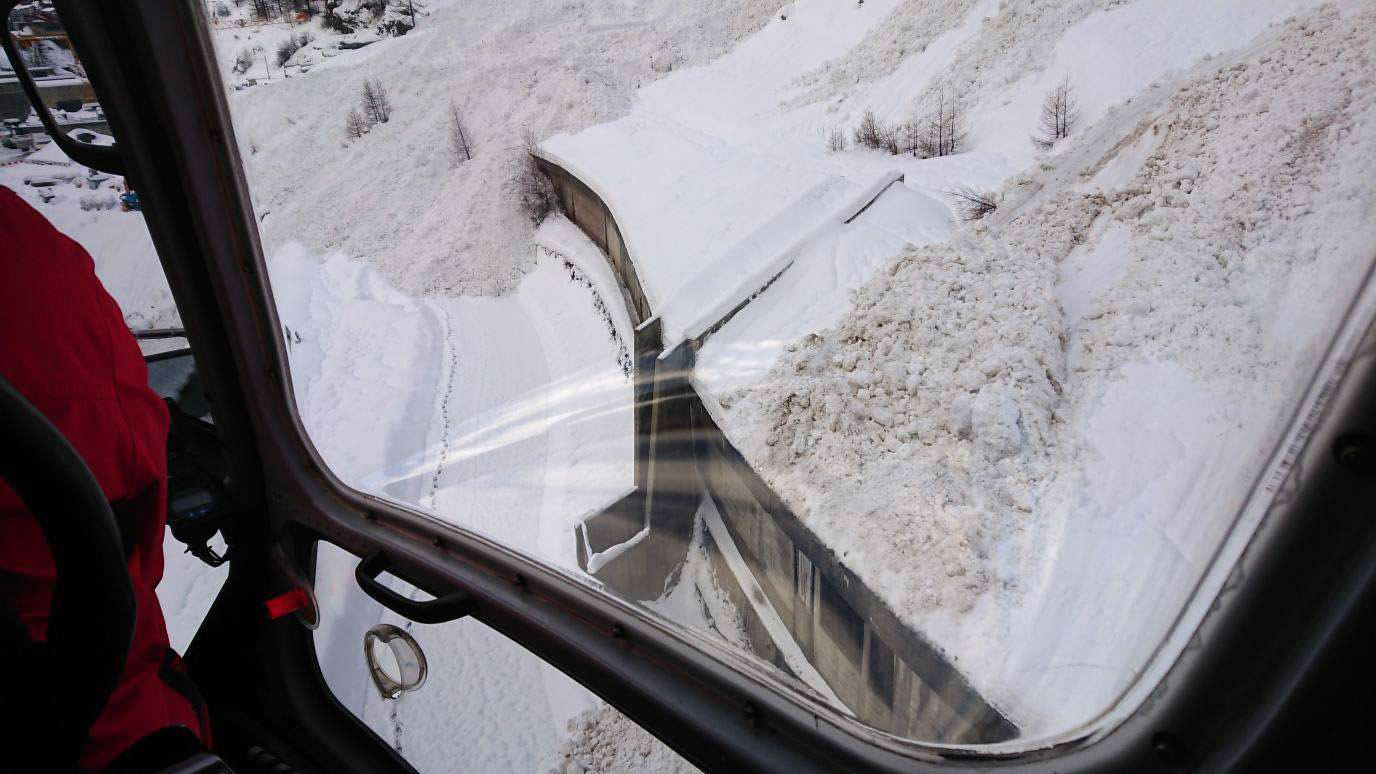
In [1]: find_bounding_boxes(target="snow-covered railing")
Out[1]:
[678,170,906,348]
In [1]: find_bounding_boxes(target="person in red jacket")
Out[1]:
[0,185,209,770]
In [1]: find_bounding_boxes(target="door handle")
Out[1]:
[354,551,473,624]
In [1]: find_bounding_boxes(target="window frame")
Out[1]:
[59,0,1376,770]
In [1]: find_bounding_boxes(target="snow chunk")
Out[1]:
[971,386,1023,459]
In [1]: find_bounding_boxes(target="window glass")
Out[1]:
[3,3,176,344]
[313,541,704,772]
[2,2,225,649]
[209,0,1376,759]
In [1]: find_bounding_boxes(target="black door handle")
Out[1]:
[354,551,473,624]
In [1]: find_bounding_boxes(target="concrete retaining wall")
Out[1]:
[579,341,1016,743]
[533,156,653,327]
[690,389,1015,743]
[548,163,1016,743]
[0,77,96,122]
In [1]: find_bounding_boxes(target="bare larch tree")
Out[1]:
[448,100,473,164]
[345,108,370,139]
[946,186,997,221]
[1033,77,1079,149]
[853,110,900,154]
[361,78,392,125]
[824,125,847,152]
[913,86,966,158]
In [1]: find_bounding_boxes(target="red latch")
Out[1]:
[264,587,311,620]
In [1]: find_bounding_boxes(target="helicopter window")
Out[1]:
[204,0,1376,766]
[2,2,171,349]
[1,2,226,656]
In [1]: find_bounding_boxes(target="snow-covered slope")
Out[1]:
[541,0,1376,740]
[218,0,783,297]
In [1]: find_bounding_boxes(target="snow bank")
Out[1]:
[725,231,1065,619]
[268,243,440,497]
[553,706,698,774]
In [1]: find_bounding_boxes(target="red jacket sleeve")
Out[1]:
[0,185,205,771]
[0,184,170,580]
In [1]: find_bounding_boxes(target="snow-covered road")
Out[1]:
[265,216,637,768]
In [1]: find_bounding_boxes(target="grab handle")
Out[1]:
[354,551,473,624]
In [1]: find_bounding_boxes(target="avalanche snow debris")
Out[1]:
[1067,2,1376,388]
[729,230,1066,616]
[553,707,699,774]
[787,0,980,108]
[721,1,1376,732]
